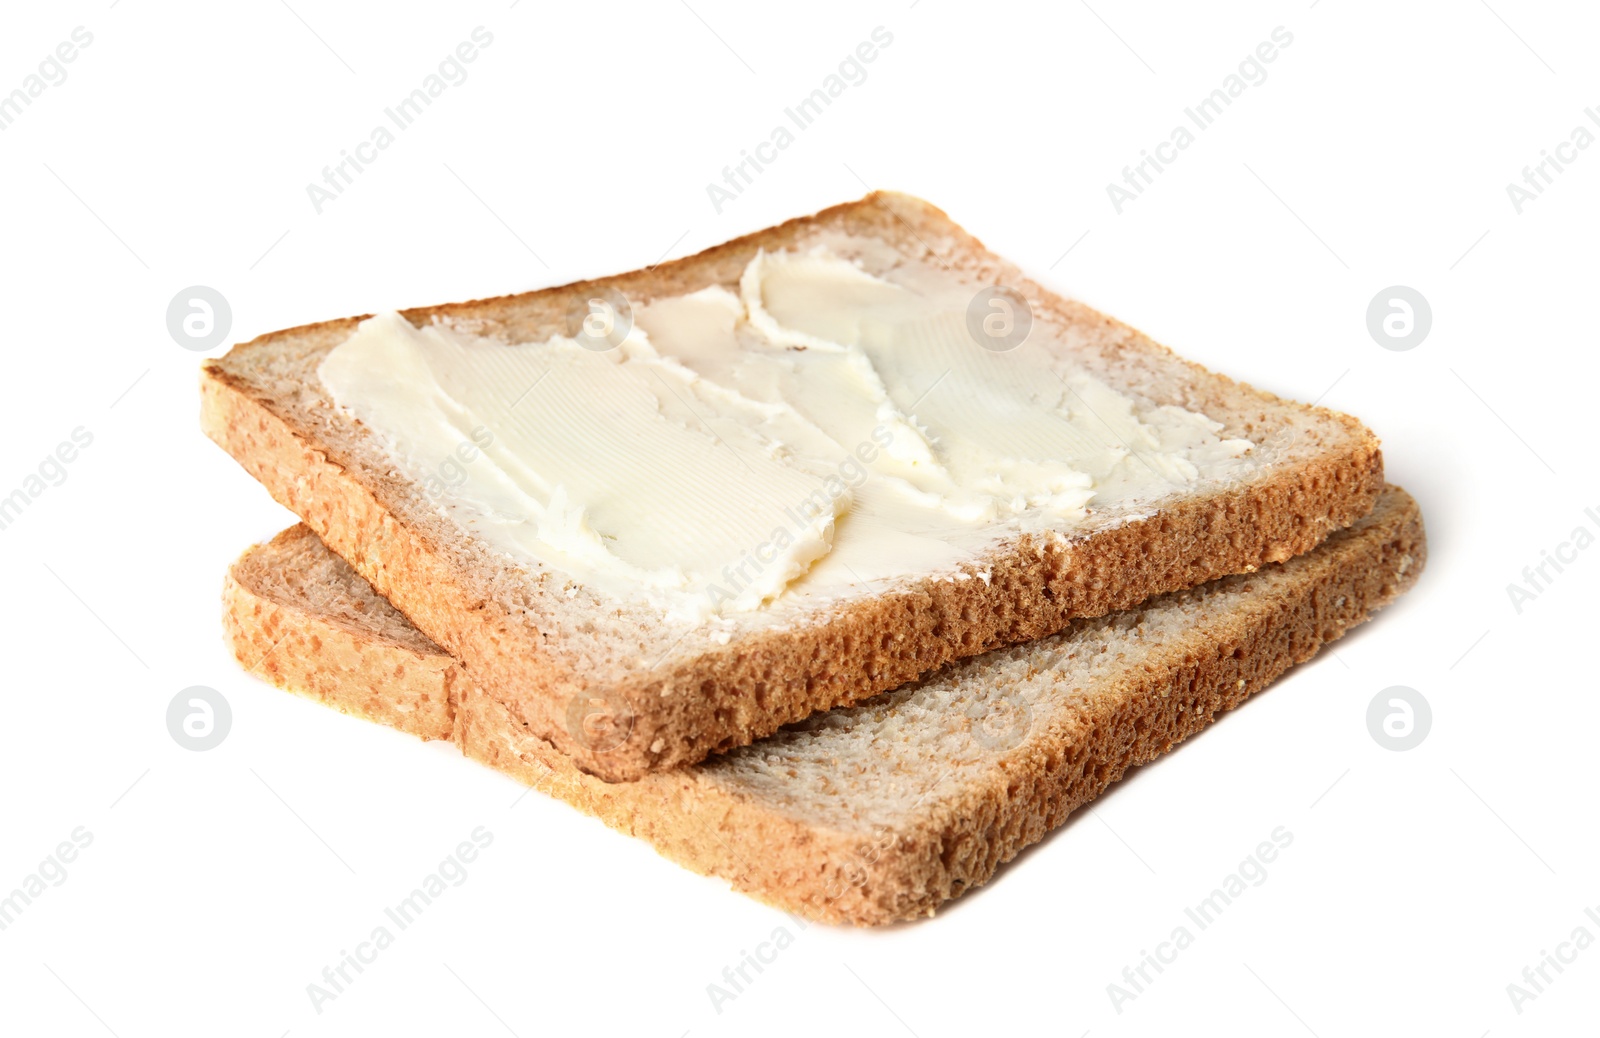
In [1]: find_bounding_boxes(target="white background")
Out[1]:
[1,1,1595,1034]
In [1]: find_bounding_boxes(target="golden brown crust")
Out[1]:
[202,192,1384,781]
[222,533,456,740]
[222,488,1424,925]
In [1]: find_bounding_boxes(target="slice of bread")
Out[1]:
[223,487,1423,925]
[202,191,1384,781]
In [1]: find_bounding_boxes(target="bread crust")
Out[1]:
[223,488,1424,925]
[203,192,1384,781]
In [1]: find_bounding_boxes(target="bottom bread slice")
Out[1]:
[222,486,1425,925]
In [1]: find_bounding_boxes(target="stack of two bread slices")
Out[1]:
[203,193,1422,925]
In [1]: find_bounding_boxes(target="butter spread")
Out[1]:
[318,242,1254,624]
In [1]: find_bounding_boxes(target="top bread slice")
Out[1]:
[201,191,1384,781]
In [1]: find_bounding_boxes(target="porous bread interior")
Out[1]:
[237,523,437,654]
[223,488,1424,923]
[202,191,1384,780]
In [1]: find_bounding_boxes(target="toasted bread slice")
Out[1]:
[203,192,1384,780]
[222,487,1422,924]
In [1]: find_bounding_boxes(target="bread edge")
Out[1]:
[222,488,1424,924]
[202,191,1385,781]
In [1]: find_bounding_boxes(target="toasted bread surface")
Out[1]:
[223,487,1423,924]
[204,192,1384,780]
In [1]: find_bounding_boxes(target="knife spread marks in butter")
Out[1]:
[318,240,1253,624]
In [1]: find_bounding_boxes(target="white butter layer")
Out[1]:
[318,243,1254,624]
